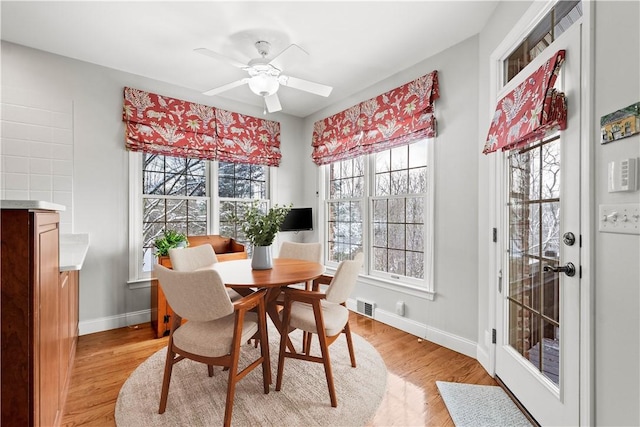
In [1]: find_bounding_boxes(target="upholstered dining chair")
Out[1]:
[154,265,270,427]
[169,244,242,301]
[275,252,364,407]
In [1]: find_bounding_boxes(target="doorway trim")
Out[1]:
[484,1,594,425]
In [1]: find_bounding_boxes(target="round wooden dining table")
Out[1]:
[212,257,325,354]
[211,257,325,289]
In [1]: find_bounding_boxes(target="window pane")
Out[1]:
[165,173,187,196]
[165,156,185,174]
[143,171,165,195]
[408,168,426,193]
[144,198,164,222]
[376,150,391,173]
[390,170,409,195]
[166,199,187,222]
[409,139,428,168]
[388,249,406,275]
[406,224,424,252]
[406,197,424,223]
[504,1,582,83]
[375,172,390,196]
[388,224,406,250]
[144,153,164,173]
[388,198,405,223]
[391,145,408,171]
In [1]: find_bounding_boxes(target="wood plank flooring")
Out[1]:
[61,312,496,426]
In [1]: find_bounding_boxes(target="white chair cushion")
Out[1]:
[173,312,258,358]
[287,300,349,337]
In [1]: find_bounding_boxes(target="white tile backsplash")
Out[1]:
[2,138,30,156]
[1,93,74,230]
[4,173,29,190]
[52,159,72,176]
[30,141,54,159]
[27,123,54,142]
[30,174,52,191]
[4,156,30,173]
[53,175,72,191]
[30,158,52,174]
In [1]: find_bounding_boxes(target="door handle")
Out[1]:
[543,262,576,277]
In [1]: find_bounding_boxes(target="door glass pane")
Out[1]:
[507,135,561,387]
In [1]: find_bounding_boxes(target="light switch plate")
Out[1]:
[599,203,640,234]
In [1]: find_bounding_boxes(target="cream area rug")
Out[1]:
[436,381,533,427]
[115,322,386,426]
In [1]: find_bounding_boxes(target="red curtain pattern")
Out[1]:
[123,87,281,166]
[312,70,439,166]
[215,108,281,167]
[483,50,567,154]
[123,87,218,159]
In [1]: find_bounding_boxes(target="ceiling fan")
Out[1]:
[195,41,333,113]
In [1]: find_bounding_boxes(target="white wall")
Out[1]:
[593,2,640,425]
[302,35,482,356]
[1,41,306,331]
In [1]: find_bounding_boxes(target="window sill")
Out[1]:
[322,266,435,301]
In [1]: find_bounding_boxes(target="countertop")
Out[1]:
[0,199,67,211]
[60,234,90,271]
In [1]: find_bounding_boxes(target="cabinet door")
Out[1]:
[36,213,61,427]
[59,271,70,391]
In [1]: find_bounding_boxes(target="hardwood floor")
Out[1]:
[61,312,496,426]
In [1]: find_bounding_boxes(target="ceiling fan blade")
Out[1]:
[279,75,333,97]
[264,93,282,113]
[268,43,308,71]
[194,47,248,70]
[203,78,249,96]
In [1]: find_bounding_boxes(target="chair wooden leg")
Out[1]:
[344,321,357,368]
[313,303,337,407]
[275,299,292,392]
[208,364,214,377]
[258,299,271,389]
[224,367,238,427]
[158,343,176,414]
[304,331,312,355]
[316,328,337,407]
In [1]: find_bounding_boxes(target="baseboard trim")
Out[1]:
[79,309,151,336]
[476,344,493,375]
[346,300,477,359]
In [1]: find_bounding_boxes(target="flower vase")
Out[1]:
[251,245,273,270]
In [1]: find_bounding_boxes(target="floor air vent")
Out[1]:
[356,298,375,318]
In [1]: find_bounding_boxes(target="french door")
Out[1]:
[495,23,582,426]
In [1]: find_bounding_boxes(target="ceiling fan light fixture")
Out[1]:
[248,73,279,97]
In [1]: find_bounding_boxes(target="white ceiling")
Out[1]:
[1,1,498,118]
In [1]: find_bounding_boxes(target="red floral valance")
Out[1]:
[483,50,567,154]
[122,87,281,166]
[312,71,439,166]
[215,108,281,167]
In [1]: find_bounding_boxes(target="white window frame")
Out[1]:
[320,138,435,300]
[128,151,277,282]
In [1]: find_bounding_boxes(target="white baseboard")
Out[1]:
[79,309,150,336]
[476,344,494,376]
[347,300,477,359]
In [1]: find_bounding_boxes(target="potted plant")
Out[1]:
[238,202,291,269]
[154,229,188,257]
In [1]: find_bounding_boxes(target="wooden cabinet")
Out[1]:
[1,208,78,427]
[150,235,247,338]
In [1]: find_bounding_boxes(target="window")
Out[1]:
[325,138,433,290]
[504,0,582,84]
[132,153,270,279]
[218,161,268,252]
[141,154,208,273]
